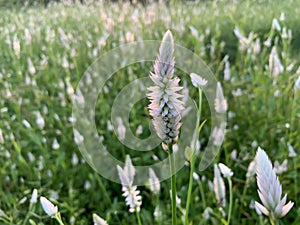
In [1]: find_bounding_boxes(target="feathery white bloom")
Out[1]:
[214,82,228,113]
[117,155,142,213]
[116,117,126,141]
[74,129,84,145]
[269,47,284,77]
[147,30,184,144]
[30,189,38,204]
[27,57,36,75]
[212,123,226,147]
[272,18,281,31]
[35,111,45,130]
[190,73,208,88]
[52,138,60,150]
[148,168,160,194]
[274,159,288,174]
[22,119,31,129]
[13,35,20,58]
[255,147,294,218]
[218,163,233,178]
[246,160,256,178]
[93,213,108,225]
[233,27,251,46]
[224,58,231,81]
[40,196,58,217]
[213,164,226,207]
[287,143,297,158]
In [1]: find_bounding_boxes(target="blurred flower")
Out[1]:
[40,196,58,217]
[93,213,108,225]
[27,57,36,75]
[190,73,208,88]
[147,30,184,144]
[272,18,281,31]
[218,163,233,178]
[223,56,231,81]
[255,147,294,219]
[0,129,4,144]
[246,160,256,178]
[52,138,60,150]
[30,189,38,204]
[287,143,297,158]
[213,164,226,207]
[116,117,126,141]
[274,159,288,174]
[148,168,160,194]
[214,82,227,113]
[35,111,45,130]
[269,47,283,77]
[294,76,300,91]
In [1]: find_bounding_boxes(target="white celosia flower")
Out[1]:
[13,35,20,58]
[287,143,297,158]
[272,18,281,31]
[52,138,60,150]
[148,168,160,194]
[116,117,126,141]
[233,27,251,45]
[280,12,285,21]
[190,73,208,88]
[135,125,143,135]
[147,30,184,144]
[27,57,36,75]
[35,111,45,130]
[203,207,213,220]
[212,124,226,147]
[255,147,294,218]
[274,159,288,174]
[269,47,284,77]
[246,160,256,178]
[253,38,261,54]
[93,213,108,225]
[74,129,84,145]
[117,155,142,213]
[40,196,58,217]
[213,164,226,207]
[30,189,38,204]
[214,82,228,113]
[218,163,233,178]
[22,119,31,129]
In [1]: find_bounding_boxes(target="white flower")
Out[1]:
[93,213,108,225]
[214,82,228,113]
[233,27,250,45]
[213,164,226,207]
[35,111,45,130]
[218,163,233,178]
[27,57,36,75]
[148,168,160,194]
[190,73,208,88]
[272,18,281,31]
[116,117,126,141]
[287,143,297,158]
[52,138,60,150]
[117,155,142,213]
[212,123,226,147]
[274,159,288,175]
[269,47,284,77]
[255,147,294,218]
[147,30,184,144]
[40,196,58,217]
[74,129,84,145]
[30,189,38,204]
[246,160,256,178]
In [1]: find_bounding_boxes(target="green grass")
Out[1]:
[0,0,299,224]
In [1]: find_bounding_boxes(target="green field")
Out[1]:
[0,1,299,224]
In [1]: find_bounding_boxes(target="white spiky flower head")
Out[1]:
[269,47,284,77]
[148,168,160,194]
[218,163,233,178]
[117,155,142,213]
[190,73,208,88]
[147,30,184,144]
[255,147,294,219]
[214,82,227,113]
[213,164,226,207]
[40,196,58,217]
[93,213,108,225]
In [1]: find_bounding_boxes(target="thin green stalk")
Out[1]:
[136,210,142,225]
[196,179,206,208]
[168,144,177,225]
[227,178,233,225]
[269,217,275,225]
[54,213,65,225]
[184,88,202,225]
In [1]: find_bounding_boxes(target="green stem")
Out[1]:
[184,88,203,225]
[269,217,275,225]
[227,178,233,225]
[54,214,65,225]
[197,179,206,208]
[168,144,177,225]
[136,210,142,225]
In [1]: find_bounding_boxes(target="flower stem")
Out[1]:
[136,210,142,225]
[54,214,65,225]
[227,178,233,225]
[184,88,203,225]
[168,144,177,225]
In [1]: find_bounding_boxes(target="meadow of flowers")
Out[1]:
[0,0,299,224]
